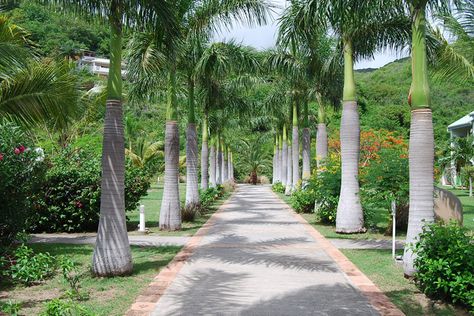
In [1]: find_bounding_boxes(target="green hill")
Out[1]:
[356,58,474,146]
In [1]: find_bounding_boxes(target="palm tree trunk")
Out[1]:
[281,124,288,186]
[217,135,222,185]
[185,123,199,206]
[302,101,310,180]
[223,145,229,182]
[285,142,293,195]
[201,111,209,189]
[278,133,282,182]
[302,128,310,180]
[209,138,216,188]
[227,149,232,182]
[404,6,434,277]
[185,76,198,206]
[272,138,277,184]
[404,109,434,275]
[336,39,364,233]
[316,123,328,168]
[93,19,132,277]
[292,127,299,188]
[159,68,181,231]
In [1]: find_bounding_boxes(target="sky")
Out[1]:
[212,0,409,70]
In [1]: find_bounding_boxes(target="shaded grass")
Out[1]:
[342,249,467,316]
[127,183,231,236]
[1,244,180,316]
[275,191,405,240]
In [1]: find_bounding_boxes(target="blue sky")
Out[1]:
[213,0,409,70]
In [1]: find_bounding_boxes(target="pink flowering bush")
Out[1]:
[0,121,45,248]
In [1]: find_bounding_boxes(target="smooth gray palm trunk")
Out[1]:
[316,123,328,168]
[228,153,232,181]
[336,101,364,233]
[302,128,310,180]
[223,155,228,182]
[272,149,277,184]
[209,145,216,187]
[292,126,300,188]
[201,141,209,189]
[217,148,223,184]
[275,148,281,182]
[281,142,288,186]
[285,144,293,195]
[185,124,199,206]
[93,99,132,276]
[159,121,181,230]
[403,109,434,276]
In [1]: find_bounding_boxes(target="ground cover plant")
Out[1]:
[0,244,180,315]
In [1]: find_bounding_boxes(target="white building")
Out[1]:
[444,111,474,186]
[78,55,127,77]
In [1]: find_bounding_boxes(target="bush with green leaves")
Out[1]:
[41,298,93,316]
[199,185,224,208]
[3,245,56,285]
[0,300,21,316]
[0,121,45,248]
[271,182,285,194]
[414,221,474,312]
[360,148,409,231]
[289,188,316,213]
[29,147,150,232]
[312,157,342,224]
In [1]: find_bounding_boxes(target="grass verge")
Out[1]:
[127,183,232,236]
[0,244,180,315]
[342,249,468,316]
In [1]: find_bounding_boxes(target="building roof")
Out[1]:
[448,112,474,131]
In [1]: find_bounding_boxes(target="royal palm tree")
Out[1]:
[127,0,271,229]
[39,0,176,275]
[399,0,463,277]
[296,0,410,233]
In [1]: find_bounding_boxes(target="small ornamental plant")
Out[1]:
[0,120,44,248]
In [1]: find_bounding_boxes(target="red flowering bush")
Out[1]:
[0,121,45,248]
[29,147,150,232]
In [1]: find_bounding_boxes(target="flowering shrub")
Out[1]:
[29,148,150,232]
[360,148,409,233]
[414,222,474,312]
[0,121,45,248]
[305,129,408,227]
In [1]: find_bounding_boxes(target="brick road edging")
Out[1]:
[125,189,237,316]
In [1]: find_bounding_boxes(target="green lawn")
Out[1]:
[0,244,180,316]
[342,249,466,316]
[442,186,474,232]
[275,191,405,240]
[127,183,232,236]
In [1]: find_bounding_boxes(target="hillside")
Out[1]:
[355,58,474,146]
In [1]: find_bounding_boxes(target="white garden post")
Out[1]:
[139,205,146,232]
[391,200,396,259]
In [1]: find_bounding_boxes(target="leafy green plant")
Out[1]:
[199,186,224,208]
[41,298,93,316]
[360,148,409,231]
[7,245,56,285]
[414,221,474,312]
[29,147,150,232]
[0,300,21,316]
[0,121,45,248]
[59,257,89,301]
[313,156,342,224]
[289,188,315,213]
[271,182,285,194]
[181,204,202,223]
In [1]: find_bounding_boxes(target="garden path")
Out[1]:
[129,184,402,316]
